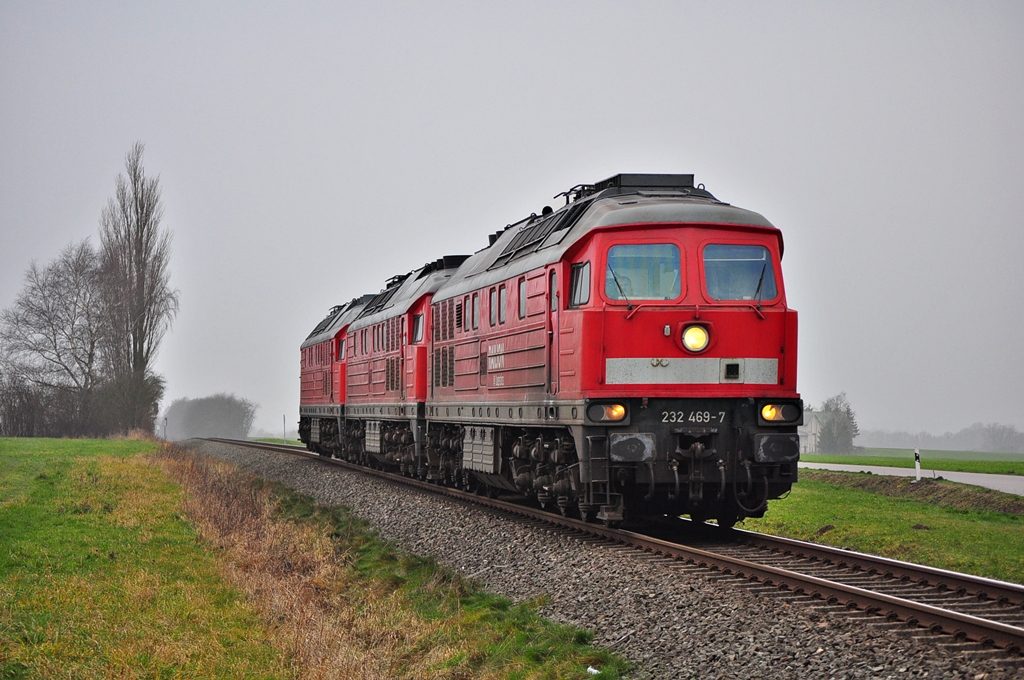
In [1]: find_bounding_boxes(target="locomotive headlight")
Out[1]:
[761,403,801,423]
[681,325,709,352]
[588,403,627,422]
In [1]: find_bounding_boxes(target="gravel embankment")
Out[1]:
[187,440,1022,679]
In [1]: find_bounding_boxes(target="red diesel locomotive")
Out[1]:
[299,174,802,527]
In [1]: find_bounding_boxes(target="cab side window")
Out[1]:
[549,270,557,311]
[569,261,591,308]
[518,278,527,319]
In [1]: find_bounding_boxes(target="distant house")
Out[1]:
[798,411,828,454]
[799,410,853,453]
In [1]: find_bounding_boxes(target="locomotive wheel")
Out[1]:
[716,499,739,529]
[557,499,576,518]
[716,517,738,529]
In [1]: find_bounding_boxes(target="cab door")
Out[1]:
[334,337,346,403]
[400,317,407,400]
[548,268,559,394]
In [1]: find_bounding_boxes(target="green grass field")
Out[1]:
[0,438,629,679]
[857,447,1024,461]
[0,437,288,678]
[250,437,303,446]
[802,447,1024,475]
[744,472,1024,584]
[4,437,1022,678]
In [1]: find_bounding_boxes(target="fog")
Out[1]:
[2,2,1022,435]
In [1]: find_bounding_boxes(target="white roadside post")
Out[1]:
[283,415,287,444]
[913,447,921,483]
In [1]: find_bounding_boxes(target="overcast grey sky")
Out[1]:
[2,1,1022,435]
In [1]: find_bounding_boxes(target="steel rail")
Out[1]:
[205,438,1024,654]
[728,528,1024,607]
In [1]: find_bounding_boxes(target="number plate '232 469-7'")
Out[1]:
[661,410,726,424]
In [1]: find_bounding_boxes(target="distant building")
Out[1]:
[798,411,832,454]
[799,410,856,453]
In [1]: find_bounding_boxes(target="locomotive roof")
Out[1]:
[431,174,779,304]
[347,255,469,332]
[300,294,374,349]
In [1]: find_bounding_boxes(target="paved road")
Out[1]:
[798,462,1024,497]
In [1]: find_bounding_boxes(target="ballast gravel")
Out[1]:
[187,440,1022,679]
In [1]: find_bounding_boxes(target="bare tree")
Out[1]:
[98,142,179,433]
[0,240,106,435]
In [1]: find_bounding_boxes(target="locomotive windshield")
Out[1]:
[604,244,681,301]
[702,244,777,301]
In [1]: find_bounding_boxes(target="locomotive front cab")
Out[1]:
[573,220,802,526]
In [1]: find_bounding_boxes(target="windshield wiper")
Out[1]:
[753,262,767,311]
[606,264,633,311]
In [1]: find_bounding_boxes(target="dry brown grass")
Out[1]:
[155,446,473,680]
[113,429,161,442]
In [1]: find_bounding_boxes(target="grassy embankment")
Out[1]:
[0,437,628,679]
[744,469,1024,584]
[802,447,1024,475]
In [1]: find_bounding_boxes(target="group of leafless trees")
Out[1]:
[0,143,179,437]
[858,422,1024,454]
[162,394,257,441]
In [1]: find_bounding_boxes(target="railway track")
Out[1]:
[208,438,1024,659]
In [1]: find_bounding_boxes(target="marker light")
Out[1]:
[761,403,800,422]
[682,325,710,352]
[588,403,627,422]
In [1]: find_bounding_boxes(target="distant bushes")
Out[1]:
[857,422,1024,454]
[0,369,158,438]
[163,394,257,441]
[0,373,68,438]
